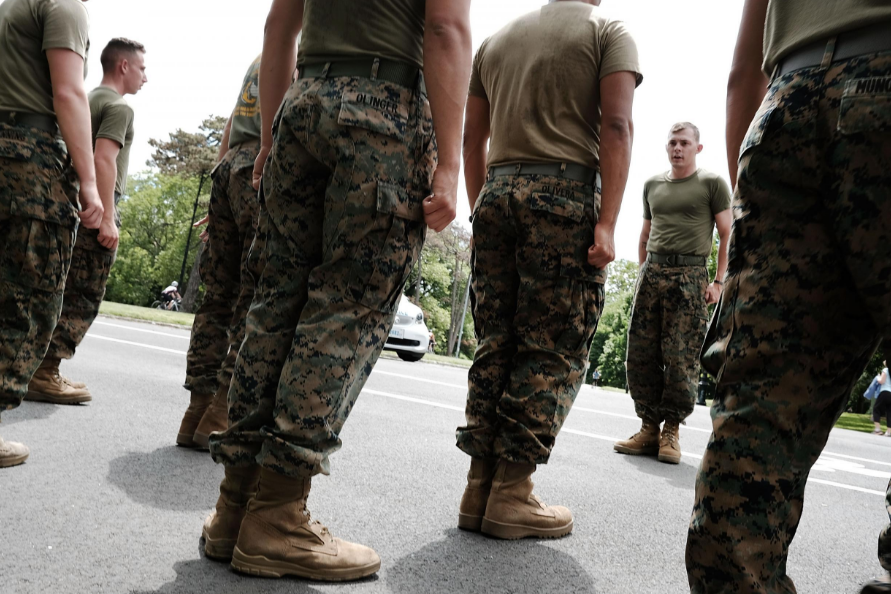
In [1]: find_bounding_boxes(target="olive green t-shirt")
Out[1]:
[0,0,89,116]
[643,169,732,258]
[229,55,261,149]
[299,0,425,69]
[469,2,642,169]
[89,86,133,196]
[763,0,891,76]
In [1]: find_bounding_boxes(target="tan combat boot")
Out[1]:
[176,392,213,447]
[480,460,573,540]
[26,359,91,404]
[658,420,681,464]
[613,419,660,456]
[192,385,228,449]
[0,435,29,468]
[202,465,260,561]
[458,458,496,531]
[231,468,381,581]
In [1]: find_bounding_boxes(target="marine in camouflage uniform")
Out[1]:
[685,2,891,591]
[177,56,263,449]
[200,0,471,580]
[455,1,641,540]
[0,0,97,469]
[28,38,146,405]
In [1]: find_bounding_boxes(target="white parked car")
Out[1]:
[384,296,429,362]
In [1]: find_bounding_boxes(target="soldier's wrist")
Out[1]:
[712,279,723,285]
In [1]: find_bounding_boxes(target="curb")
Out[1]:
[97,313,193,332]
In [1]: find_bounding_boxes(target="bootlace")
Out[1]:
[660,424,678,447]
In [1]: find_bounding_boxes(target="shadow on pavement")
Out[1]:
[388,528,597,593]
[128,555,334,594]
[620,452,699,491]
[108,446,222,511]
[1,401,59,426]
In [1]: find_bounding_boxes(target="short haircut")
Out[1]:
[669,122,700,143]
[100,38,146,74]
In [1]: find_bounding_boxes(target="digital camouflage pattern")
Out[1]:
[44,210,116,361]
[686,53,891,593]
[625,261,709,424]
[209,74,435,477]
[455,173,606,464]
[0,124,78,417]
[881,479,891,573]
[184,139,261,398]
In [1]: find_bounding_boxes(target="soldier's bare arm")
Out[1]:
[218,114,233,163]
[94,137,121,250]
[462,95,490,212]
[253,0,303,190]
[638,220,651,266]
[47,48,102,229]
[706,208,732,304]
[726,0,769,188]
[422,0,472,233]
[589,71,636,269]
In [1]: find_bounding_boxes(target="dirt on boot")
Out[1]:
[231,468,381,581]
[613,419,660,456]
[202,465,260,561]
[458,458,496,531]
[176,393,213,447]
[481,460,573,540]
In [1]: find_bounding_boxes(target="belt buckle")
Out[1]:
[666,255,677,266]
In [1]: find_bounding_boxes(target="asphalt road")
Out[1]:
[1,316,889,594]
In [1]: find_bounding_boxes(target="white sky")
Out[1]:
[84,0,744,262]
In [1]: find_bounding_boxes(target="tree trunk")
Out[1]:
[181,240,205,313]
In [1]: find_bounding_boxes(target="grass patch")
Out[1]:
[99,301,195,327]
[836,412,884,434]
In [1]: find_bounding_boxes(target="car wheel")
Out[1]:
[397,352,424,362]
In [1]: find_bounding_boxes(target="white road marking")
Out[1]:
[93,320,191,340]
[84,331,891,497]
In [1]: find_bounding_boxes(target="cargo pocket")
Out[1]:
[346,181,424,313]
[545,255,606,356]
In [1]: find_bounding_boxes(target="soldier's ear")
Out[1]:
[696,144,703,154]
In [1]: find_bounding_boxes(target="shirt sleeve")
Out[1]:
[95,103,134,148]
[468,42,488,99]
[42,0,90,59]
[599,20,643,88]
[710,175,732,214]
[642,182,652,220]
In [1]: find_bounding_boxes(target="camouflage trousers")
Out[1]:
[184,140,261,397]
[44,200,119,361]
[686,52,891,593]
[0,124,78,418]
[209,72,434,477]
[455,171,606,464]
[626,261,709,424]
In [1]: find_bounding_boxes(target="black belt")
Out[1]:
[299,58,420,89]
[0,110,57,134]
[488,162,601,187]
[648,253,706,267]
[776,20,891,79]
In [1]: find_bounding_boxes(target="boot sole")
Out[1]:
[457,513,483,532]
[658,452,681,464]
[613,444,658,456]
[25,391,91,405]
[0,453,28,468]
[202,525,235,561]
[231,547,381,581]
[175,433,200,448]
[480,517,573,540]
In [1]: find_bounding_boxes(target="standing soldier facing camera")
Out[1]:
[27,37,146,405]
[614,122,731,465]
[201,0,472,581]
[0,0,103,469]
[456,0,641,540]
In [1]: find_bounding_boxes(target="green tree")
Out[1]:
[605,259,639,303]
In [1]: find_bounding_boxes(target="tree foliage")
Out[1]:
[146,115,227,177]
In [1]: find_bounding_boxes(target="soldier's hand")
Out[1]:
[252,144,272,191]
[705,282,722,305]
[587,224,616,268]
[98,217,119,251]
[194,214,210,243]
[78,183,104,229]
[424,170,458,232]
